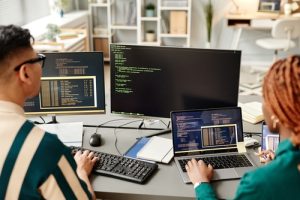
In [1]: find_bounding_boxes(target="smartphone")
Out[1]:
[261,121,280,151]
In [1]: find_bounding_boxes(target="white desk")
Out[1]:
[32,107,261,200]
[226,12,300,49]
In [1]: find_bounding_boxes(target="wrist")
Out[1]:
[194,182,200,189]
[193,181,209,189]
[77,169,88,178]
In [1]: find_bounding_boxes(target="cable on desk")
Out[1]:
[113,119,144,156]
[32,116,46,124]
[40,116,46,124]
[244,132,262,138]
[94,118,135,135]
[158,119,169,128]
[137,118,168,129]
[138,119,145,129]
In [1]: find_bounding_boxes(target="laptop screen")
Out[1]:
[171,107,244,155]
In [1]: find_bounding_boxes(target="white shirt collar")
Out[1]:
[0,100,25,116]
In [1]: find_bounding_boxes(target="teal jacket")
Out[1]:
[194,139,300,199]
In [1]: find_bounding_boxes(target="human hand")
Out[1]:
[256,149,275,163]
[185,158,213,185]
[74,150,98,176]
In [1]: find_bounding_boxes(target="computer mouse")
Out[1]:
[244,137,259,148]
[89,134,101,147]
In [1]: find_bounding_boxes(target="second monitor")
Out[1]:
[24,52,106,115]
[111,44,241,118]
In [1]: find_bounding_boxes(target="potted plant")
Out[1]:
[145,3,155,17]
[205,0,213,48]
[54,0,69,17]
[45,24,61,41]
[145,30,155,42]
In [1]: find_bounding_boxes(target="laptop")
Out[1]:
[171,107,257,183]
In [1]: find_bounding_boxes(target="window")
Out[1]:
[0,0,50,25]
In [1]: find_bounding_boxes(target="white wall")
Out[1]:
[23,0,50,23]
[0,0,24,25]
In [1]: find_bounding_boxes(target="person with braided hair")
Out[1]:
[185,55,300,200]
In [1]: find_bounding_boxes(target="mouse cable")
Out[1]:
[138,119,169,129]
[32,116,46,124]
[113,119,144,156]
[94,118,136,135]
[244,132,262,138]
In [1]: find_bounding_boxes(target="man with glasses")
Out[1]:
[0,25,97,199]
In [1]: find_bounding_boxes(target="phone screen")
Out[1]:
[261,122,280,151]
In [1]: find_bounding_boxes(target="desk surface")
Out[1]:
[226,12,300,20]
[40,110,261,200]
[226,12,300,30]
[83,128,257,200]
[28,95,262,199]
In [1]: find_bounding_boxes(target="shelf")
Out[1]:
[112,42,138,45]
[89,0,191,55]
[111,25,138,30]
[160,7,189,11]
[140,41,160,46]
[89,3,109,7]
[160,33,188,38]
[141,17,159,21]
[92,34,110,38]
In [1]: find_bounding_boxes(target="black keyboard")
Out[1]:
[179,154,253,172]
[70,146,158,184]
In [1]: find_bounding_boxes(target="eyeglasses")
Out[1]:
[14,54,46,71]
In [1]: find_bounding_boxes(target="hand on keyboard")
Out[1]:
[74,150,98,176]
[185,159,213,185]
[70,146,158,184]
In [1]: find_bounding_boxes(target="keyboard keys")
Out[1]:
[179,154,253,172]
[70,146,158,183]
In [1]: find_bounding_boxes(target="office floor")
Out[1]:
[239,65,266,96]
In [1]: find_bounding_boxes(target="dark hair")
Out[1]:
[0,25,34,62]
[263,55,300,133]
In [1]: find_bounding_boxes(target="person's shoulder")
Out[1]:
[241,162,278,187]
[39,131,67,153]
[27,123,67,155]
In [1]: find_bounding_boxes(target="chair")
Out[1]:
[256,18,300,61]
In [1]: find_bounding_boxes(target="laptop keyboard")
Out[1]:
[179,154,253,172]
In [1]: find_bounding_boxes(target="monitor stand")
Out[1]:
[47,115,59,124]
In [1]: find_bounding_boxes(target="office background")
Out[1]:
[1,0,297,199]
[1,0,300,69]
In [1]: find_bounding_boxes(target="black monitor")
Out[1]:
[110,44,241,118]
[24,52,105,115]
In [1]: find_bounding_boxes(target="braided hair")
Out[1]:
[263,55,300,133]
